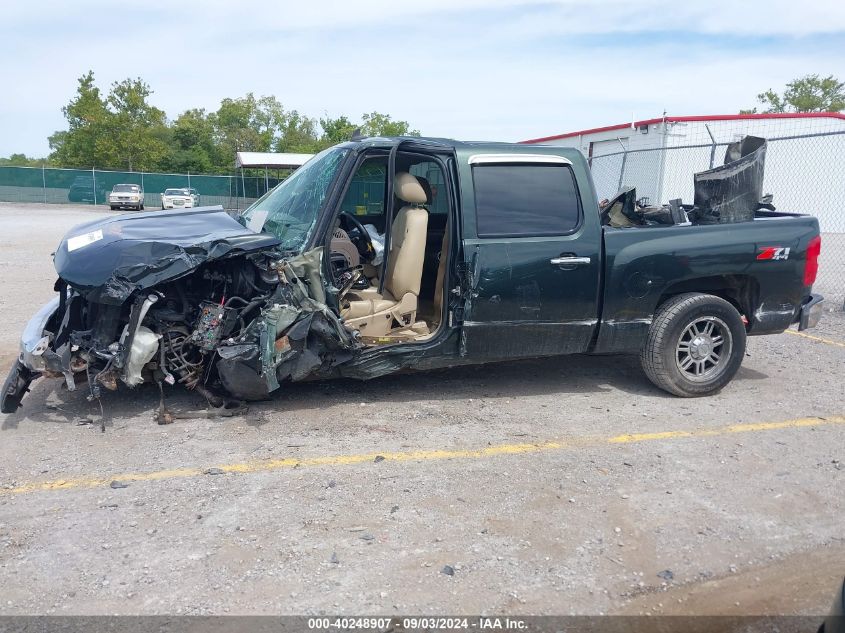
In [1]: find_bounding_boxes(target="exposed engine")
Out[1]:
[46,254,281,410]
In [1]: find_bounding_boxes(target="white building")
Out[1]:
[522,113,845,229]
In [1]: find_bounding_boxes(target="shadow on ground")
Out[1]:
[1,352,771,431]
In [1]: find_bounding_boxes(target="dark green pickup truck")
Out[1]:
[2,137,825,415]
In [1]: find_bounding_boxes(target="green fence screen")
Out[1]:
[0,166,283,209]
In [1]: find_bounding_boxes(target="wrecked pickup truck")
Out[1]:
[1,136,825,416]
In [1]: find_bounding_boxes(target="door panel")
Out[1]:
[462,233,601,358]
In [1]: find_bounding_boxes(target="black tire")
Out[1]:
[110,205,117,210]
[139,204,144,211]
[1,361,38,414]
[640,293,746,397]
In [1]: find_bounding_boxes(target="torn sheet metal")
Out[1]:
[215,247,359,400]
[693,136,767,224]
[600,187,645,228]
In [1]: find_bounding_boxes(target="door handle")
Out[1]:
[550,256,591,267]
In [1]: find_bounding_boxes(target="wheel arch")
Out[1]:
[655,275,758,324]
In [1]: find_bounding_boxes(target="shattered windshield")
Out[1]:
[241,147,349,252]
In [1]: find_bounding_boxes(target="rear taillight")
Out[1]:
[803,235,821,287]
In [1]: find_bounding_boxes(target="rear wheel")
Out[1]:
[139,204,145,211]
[640,293,746,397]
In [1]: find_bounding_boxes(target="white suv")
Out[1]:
[108,184,144,211]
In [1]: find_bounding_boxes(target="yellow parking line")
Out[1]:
[785,329,845,348]
[3,415,844,497]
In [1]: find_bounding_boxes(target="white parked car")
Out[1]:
[160,188,199,210]
[108,184,144,211]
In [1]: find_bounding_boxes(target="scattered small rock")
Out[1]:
[329,552,339,564]
[109,480,129,489]
[205,468,224,475]
[657,569,674,581]
[360,533,375,541]
[374,455,385,463]
[327,480,337,488]
[441,565,455,576]
[390,505,399,514]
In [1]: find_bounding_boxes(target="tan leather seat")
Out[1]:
[342,172,429,336]
[432,220,449,322]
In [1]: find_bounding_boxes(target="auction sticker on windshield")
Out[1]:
[67,229,104,252]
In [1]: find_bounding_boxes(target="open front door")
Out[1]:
[459,154,601,359]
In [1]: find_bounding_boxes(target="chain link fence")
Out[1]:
[0,166,283,212]
[588,125,845,308]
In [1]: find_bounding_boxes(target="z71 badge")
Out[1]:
[757,246,791,260]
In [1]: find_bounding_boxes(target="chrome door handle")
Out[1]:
[550,256,591,266]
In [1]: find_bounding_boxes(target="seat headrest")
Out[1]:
[416,176,433,205]
[395,172,428,205]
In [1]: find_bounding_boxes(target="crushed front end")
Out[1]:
[1,206,360,417]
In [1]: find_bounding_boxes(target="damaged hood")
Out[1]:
[54,205,281,304]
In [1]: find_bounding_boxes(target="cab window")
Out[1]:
[473,164,581,238]
[339,157,449,231]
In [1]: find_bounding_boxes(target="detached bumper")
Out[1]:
[1,297,60,414]
[19,296,61,371]
[798,293,824,331]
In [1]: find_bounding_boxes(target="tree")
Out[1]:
[361,112,419,137]
[100,78,169,171]
[45,73,422,172]
[48,71,110,168]
[275,110,319,153]
[319,115,359,148]
[212,93,276,162]
[0,153,45,166]
[169,109,216,173]
[743,74,845,114]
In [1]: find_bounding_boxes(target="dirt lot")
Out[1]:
[0,203,843,617]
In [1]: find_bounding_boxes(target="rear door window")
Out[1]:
[472,163,581,238]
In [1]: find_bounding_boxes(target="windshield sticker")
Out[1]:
[67,229,104,252]
[245,209,269,233]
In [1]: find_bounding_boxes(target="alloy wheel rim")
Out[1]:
[675,316,732,382]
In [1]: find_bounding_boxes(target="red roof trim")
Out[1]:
[520,112,845,144]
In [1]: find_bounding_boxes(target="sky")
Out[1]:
[1,0,845,157]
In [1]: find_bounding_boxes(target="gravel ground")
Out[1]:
[0,203,843,617]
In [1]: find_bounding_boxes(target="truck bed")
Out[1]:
[592,214,821,354]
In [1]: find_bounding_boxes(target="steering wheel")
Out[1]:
[339,212,375,262]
